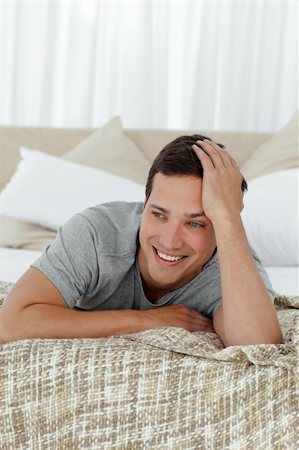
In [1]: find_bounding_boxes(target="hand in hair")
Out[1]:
[192,140,244,223]
[192,140,282,346]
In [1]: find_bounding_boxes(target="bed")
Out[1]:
[0,115,298,449]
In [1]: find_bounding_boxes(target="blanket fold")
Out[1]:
[0,282,298,449]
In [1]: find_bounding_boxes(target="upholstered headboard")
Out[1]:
[0,125,272,191]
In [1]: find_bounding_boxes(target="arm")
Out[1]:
[0,267,214,344]
[193,140,282,346]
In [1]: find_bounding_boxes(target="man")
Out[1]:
[0,135,282,346]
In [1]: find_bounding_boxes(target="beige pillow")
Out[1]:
[63,116,150,185]
[0,117,149,250]
[0,217,56,251]
[241,111,299,180]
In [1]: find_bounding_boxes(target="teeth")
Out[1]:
[157,250,183,262]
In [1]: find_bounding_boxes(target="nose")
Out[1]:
[158,221,184,251]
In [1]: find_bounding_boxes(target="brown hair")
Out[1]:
[145,134,247,202]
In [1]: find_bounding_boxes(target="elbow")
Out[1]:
[214,308,283,347]
[251,325,283,346]
[0,315,11,344]
[0,321,14,344]
[266,328,283,345]
[0,310,8,343]
[224,329,283,347]
[0,309,25,344]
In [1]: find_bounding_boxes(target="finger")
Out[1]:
[231,158,239,169]
[196,140,225,169]
[204,140,237,169]
[182,311,211,327]
[193,316,214,332]
[208,141,241,171]
[222,152,239,170]
[192,142,215,170]
[195,322,215,333]
[204,140,223,152]
[187,321,214,333]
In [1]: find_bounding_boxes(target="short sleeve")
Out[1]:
[251,249,275,300]
[32,213,100,308]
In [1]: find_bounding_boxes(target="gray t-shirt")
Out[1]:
[32,201,274,319]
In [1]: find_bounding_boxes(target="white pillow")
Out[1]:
[0,147,145,230]
[241,168,299,266]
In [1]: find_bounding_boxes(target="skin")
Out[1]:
[192,139,282,345]
[138,174,216,301]
[0,140,282,345]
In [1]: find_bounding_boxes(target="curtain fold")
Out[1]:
[0,0,297,131]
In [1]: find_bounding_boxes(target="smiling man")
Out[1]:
[0,135,282,346]
[138,175,217,301]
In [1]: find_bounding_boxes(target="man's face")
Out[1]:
[138,173,217,300]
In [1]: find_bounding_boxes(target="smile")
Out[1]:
[154,247,186,263]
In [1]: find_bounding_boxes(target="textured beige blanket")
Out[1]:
[0,281,298,449]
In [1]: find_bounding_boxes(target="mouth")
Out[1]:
[153,246,187,265]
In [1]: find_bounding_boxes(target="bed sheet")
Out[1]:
[0,247,42,283]
[264,266,298,296]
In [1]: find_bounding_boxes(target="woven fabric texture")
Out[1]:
[0,281,298,450]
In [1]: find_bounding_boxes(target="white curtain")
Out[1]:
[0,0,297,131]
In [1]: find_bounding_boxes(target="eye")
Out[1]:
[188,221,203,229]
[152,211,166,220]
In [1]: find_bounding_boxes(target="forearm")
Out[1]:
[192,139,282,346]
[1,304,145,343]
[214,214,282,346]
[1,302,215,344]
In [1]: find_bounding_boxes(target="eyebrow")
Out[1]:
[149,203,206,218]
